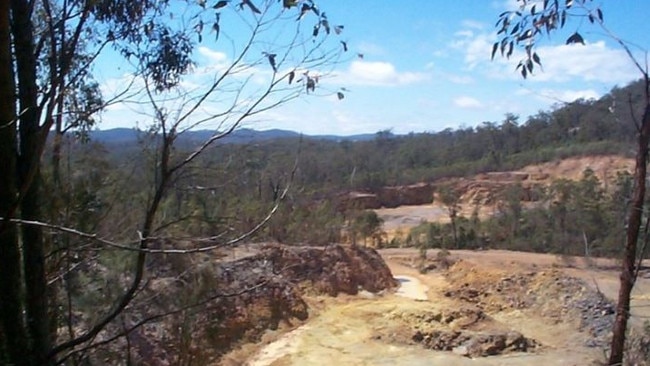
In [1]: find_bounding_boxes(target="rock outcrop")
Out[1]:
[120,244,397,365]
[338,183,435,210]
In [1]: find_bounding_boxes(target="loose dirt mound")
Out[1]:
[383,306,539,357]
[443,260,615,349]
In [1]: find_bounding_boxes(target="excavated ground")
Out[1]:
[224,248,650,366]
[224,156,650,365]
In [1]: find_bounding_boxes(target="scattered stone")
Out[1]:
[413,329,537,357]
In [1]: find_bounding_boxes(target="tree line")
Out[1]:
[56,77,645,251]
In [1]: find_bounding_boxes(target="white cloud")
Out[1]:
[343,60,430,86]
[454,30,474,38]
[460,20,486,30]
[452,21,640,85]
[454,96,484,109]
[517,87,601,103]
[447,74,474,84]
[449,28,495,70]
[527,41,640,84]
[198,46,228,63]
[554,89,600,102]
[491,0,526,11]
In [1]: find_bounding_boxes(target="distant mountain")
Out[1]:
[90,128,141,144]
[89,127,382,145]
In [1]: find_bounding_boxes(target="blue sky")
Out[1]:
[97,0,650,135]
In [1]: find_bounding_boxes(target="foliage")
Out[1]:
[347,210,385,247]
[492,0,604,78]
[0,0,349,364]
[162,80,641,200]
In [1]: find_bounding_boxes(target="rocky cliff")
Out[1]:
[106,244,397,365]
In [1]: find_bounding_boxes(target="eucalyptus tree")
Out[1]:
[492,1,649,363]
[0,1,347,364]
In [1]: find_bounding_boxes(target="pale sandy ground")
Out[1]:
[394,275,429,301]
[238,256,606,366]
[245,275,431,366]
[245,326,311,366]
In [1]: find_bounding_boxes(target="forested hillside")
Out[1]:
[52,78,645,251]
[192,78,644,193]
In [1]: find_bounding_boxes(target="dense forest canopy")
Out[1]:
[150,77,643,194]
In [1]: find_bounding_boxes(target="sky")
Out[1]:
[96,0,650,136]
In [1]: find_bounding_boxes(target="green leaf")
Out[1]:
[532,52,541,66]
[597,8,603,22]
[288,71,295,84]
[282,0,297,9]
[306,77,316,93]
[517,29,533,42]
[298,3,311,20]
[214,0,228,9]
[321,19,330,34]
[491,42,498,60]
[510,23,520,35]
[242,0,261,14]
[337,92,344,100]
[213,22,220,41]
[566,32,585,45]
[507,41,514,58]
[266,53,277,72]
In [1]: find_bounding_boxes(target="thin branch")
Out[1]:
[54,279,270,365]
[0,174,290,255]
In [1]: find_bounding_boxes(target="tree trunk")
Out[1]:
[0,2,32,364]
[450,211,459,249]
[609,102,650,365]
[11,0,52,364]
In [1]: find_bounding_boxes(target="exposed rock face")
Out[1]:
[122,244,397,364]
[378,183,434,208]
[338,183,435,210]
[338,192,382,210]
[262,244,398,296]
